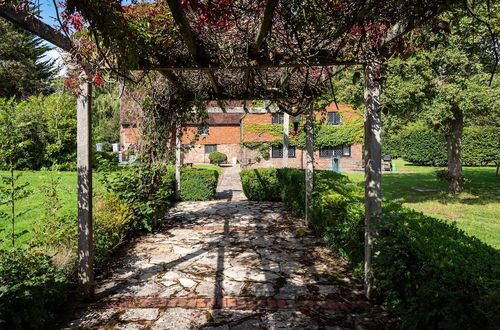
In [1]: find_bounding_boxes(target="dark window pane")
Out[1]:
[343,145,351,157]
[319,147,332,157]
[333,146,343,157]
[204,144,217,154]
[272,113,284,124]
[288,146,296,158]
[327,112,342,125]
[271,146,283,158]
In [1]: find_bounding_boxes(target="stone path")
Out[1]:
[215,164,246,201]
[66,201,387,329]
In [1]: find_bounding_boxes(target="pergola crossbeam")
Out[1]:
[0,5,71,51]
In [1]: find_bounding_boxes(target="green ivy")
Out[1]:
[241,116,363,157]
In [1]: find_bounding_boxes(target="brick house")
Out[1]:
[120,102,364,172]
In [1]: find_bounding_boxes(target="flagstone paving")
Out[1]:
[65,201,388,329]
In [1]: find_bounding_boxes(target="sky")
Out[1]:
[36,1,67,76]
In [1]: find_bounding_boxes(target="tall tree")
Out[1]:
[0,19,56,99]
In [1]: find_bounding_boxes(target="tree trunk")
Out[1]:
[446,106,464,194]
[363,60,384,299]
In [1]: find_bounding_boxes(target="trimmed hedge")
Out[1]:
[240,168,281,201]
[240,168,500,328]
[208,151,227,165]
[383,124,500,166]
[180,168,219,201]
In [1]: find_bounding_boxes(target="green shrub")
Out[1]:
[0,249,69,329]
[180,168,219,201]
[240,167,500,328]
[373,205,500,329]
[101,162,175,231]
[462,126,500,166]
[93,194,135,266]
[397,123,448,166]
[240,168,280,201]
[208,151,227,165]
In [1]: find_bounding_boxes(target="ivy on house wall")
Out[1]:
[241,115,363,159]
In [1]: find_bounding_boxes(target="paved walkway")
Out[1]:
[66,201,386,329]
[215,165,246,201]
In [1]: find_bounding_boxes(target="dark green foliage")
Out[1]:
[385,124,500,167]
[240,167,499,328]
[0,20,56,99]
[208,151,227,165]
[101,162,175,232]
[0,249,69,329]
[462,126,500,166]
[240,168,280,201]
[373,205,500,329]
[397,124,448,166]
[180,168,219,201]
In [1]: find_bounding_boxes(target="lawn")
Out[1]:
[346,159,500,248]
[0,164,221,249]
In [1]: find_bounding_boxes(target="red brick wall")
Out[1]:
[242,113,281,142]
[241,144,363,172]
[120,125,139,152]
[181,125,240,145]
[182,143,241,164]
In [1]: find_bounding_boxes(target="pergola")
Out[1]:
[0,0,456,298]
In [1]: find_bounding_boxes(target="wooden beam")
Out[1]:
[148,60,357,71]
[304,104,314,226]
[283,112,289,168]
[0,5,71,51]
[363,59,383,299]
[77,77,94,296]
[175,122,182,199]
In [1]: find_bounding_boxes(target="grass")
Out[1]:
[0,164,221,249]
[346,159,500,248]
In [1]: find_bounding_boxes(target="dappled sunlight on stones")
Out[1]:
[66,200,387,329]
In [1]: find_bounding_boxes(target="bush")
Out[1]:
[208,151,227,165]
[397,123,447,166]
[240,168,281,201]
[0,249,69,329]
[462,126,500,166]
[180,168,219,201]
[373,205,500,329]
[101,162,175,231]
[240,167,500,328]
[93,194,135,266]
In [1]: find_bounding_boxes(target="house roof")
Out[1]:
[187,113,243,126]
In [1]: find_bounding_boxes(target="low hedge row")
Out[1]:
[383,123,499,166]
[240,168,500,329]
[180,167,219,201]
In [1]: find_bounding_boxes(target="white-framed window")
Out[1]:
[198,125,209,136]
[327,112,342,126]
[272,113,284,124]
[204,144,217,154]
[271,146,296,158]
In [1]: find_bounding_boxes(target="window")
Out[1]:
[342,145,351,157]
[272,113,284,124]
[271,146,296,158]
[319,145,351,157]
[198,125,209,136]
[204,144,217,154]
[327,112,342,126]
[271,146,282,158]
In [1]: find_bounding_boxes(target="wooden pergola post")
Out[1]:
[283,113,289,167]
[363,59,384,299]
[175,121,182,199]
[77,76,94,296]
[305,104,314,226]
